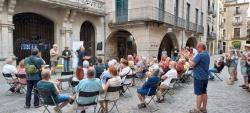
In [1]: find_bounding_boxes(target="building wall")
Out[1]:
[104,0,208,59]
[223,2,249,52]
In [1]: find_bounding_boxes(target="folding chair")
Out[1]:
[214,72,223,81]
[98,86,121,113]
[145,86,159,113]
[70,80,79,94]
[162,78,178,98]
[36,88,62,113]
[121,75,132,96]
[76,91,99,113]
[2,73,19,93]
[57,71,74,90]
[16,74,27,93]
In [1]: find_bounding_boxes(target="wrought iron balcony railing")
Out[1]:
[186,21,197,32]
[113,7,189,29]
[207,32,217,39]
[232,21,242,26]
[197,25,204,34]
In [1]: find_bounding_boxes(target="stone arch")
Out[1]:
[13,12,55,63]
[106,30,137,60]
[158,33,178,59]
[186,37,198,48]
[80,21,96,57]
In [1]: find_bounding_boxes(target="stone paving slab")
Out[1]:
[0,56,250,113]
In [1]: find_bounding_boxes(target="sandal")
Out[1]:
[200,107,207,113]
[189,108,202,113]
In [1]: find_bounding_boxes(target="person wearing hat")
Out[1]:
[239,44,250,91]
[50,44,59,74]
[61,46,72,72]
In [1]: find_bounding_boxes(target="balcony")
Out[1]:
[40,0,105,16]
[208,8,213,15]
[186,21,197,32]
[234,11,241,15]
[232,21,242,26]
[109,7,190,29]
[175,17,186,29]
[197,25,204,34]
[207,32,217,40]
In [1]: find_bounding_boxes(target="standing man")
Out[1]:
[77,46,86,67]
[50,44,59,74]
[24,48,45,108]
[62,46,72,72]
[189,43,210,113]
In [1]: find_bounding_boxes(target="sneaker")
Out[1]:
[156,98,164,103]
[34,105,41,108]
[69,99,75,105]
[9,87,15,93]
[137,103,146,109]
[239,85,246,87]
[24,105,30,109]
[54,107,62,113]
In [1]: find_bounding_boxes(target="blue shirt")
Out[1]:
[193,51,210,80]
[100,71,111,85]
[77,51,86,67]
[75,78,102,105]
[25,55,45,81]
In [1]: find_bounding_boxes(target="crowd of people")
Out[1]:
[1,43,250,113]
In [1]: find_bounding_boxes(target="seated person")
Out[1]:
[208,56,225,80]
[2,58,19,93]
[75,67,102,113]
[137,64,160,109]
[17,59,27,85]
[156,61,178,102]
[37,68,75,113]
[99,66,122,113]
[100,60,116,85]
[176,59,185,76]
[94,57,106,78]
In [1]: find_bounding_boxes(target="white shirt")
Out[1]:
[161,69,178,86]
[2,64,17,75]
[119,67,132,77]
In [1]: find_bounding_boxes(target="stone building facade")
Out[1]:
[104,0,207,59]
[0,0,106,67]
[222,1,249,52]
[0,0,208,67]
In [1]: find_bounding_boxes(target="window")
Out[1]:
[212,3,215,12]
[186,3,190,22]
[195,8,199,25]
[223,18,226,23]
[236,7,240,14]
[208,0,210,11]
[223,29,226,37]
[235,17,240,23]
[159,0,165,21]
[116,0,128,22]
[201,12,203,25]
[234,28,240,37]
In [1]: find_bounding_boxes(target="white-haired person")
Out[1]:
[100,60,116,85]
[156,61,178,103]
[239,44,250,91]
[137,64,160,109]
[82,60,90,79]
[37,68,75,113]
[2,58,19,93]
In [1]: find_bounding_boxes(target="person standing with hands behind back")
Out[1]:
[189,43,210,113]
[62,46,72,72]
[50,44,59,75]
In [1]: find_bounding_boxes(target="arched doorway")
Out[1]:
[186,37,197,48]
[13,13,54,64]
[158,33,178,60]
[80,21,95,57]
[106,30,137,59]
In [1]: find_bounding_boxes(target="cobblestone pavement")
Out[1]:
[0,56,250,113]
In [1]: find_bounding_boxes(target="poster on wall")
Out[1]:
[72,41,83,69]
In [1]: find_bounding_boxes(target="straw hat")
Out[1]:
[244,44,250,47]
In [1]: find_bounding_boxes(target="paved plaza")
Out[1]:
[0,56,250,113]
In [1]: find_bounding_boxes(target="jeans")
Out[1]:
[25,80,39,106]
[208,68,218,79]
[64,59,70,72]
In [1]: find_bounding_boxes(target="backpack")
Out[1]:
[25,57,39,75]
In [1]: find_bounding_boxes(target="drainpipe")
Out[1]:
[103,15,107,61]
[181,0,184,49]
